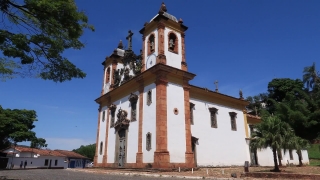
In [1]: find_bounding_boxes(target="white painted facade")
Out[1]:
[164,27,182,69]
[167,82,186,163]
[105,91,140,163]
[97,106,108,163]
[3,148,67,169]
[142,83,157,163]
[190,98,250,166]
[95,5,310,168]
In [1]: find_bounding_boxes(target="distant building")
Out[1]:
[93,3,309,168]
[55,150,90,168]
[2,146,89,169]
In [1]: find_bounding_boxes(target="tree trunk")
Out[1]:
[272,147,280,172]
[297,150,303,166]
[277,149,282,166]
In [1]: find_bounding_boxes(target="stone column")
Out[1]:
[156,22,166,64]
[153,71,170,168]
[181,32,187,71]
[183,79,194,167]
[102,97,111,167]
[94,106,102,166]
[141,35,146,72]
[136,77,144,167]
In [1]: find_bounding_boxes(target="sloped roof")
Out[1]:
[54,150,89,159]
[8,146,66,157]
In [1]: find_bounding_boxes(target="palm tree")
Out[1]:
[250,116,294,172]
[285,136,310,166]
[303,62,318,91]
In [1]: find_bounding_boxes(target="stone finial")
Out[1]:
[118,40,124,49]
[159,2,167,14]
[178,18,183,24]
[239,89,244,100]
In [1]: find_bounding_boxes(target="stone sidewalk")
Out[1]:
[68,168,242,180]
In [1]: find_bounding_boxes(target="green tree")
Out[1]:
[250,116,295,172]
[0,105,38,149]
[303,62,319,91]
[246,93,268,116]
[0,0,94,82]
[73,143,95,160]
[30,137,47,149]
[286,136,310,166]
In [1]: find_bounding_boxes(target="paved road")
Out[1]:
[0,169,186,180]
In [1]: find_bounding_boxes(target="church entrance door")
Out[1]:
[117,129,126,167]
[191,136,198,167]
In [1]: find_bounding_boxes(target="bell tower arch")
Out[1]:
[140,2,188,72]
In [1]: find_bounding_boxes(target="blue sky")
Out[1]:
[1,0,320,150]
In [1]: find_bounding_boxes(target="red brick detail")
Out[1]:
[136,81,144,167]
[157,22,166,63]
[181,32,187,71]
[153,72,170,168]
[142,35,146,72]
[102,109,110,166]
[183,80,194,167]
[94,107,102,165]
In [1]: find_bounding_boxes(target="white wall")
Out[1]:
[97,106,108,163]
[190,98,250,166]
[256,148,309,166]
[6,156,67,169]
[164,27,182,69]
[142,83,157,163]
[167,83,186,163]
[106,92,139,163]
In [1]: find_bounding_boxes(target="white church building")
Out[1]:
[93,3,309,168]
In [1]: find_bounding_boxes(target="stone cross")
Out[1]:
[214,80,219,92]
[126,30,134,50]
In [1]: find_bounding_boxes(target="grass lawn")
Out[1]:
[310,159,320,166]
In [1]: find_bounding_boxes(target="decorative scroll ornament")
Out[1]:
[111,31,143,89]
[114,108,130,131]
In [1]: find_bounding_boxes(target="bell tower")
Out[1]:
[140,2,188,72]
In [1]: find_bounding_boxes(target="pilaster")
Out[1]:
[181,32,187,71]
[183,79,194,167]
[153,71,170,168]
[156,22,167,65]
[94,106,102,166]
[136,77,144,167]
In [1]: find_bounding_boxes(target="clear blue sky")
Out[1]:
[1,0,320,150]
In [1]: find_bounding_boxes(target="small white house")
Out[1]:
[3,146,68,169]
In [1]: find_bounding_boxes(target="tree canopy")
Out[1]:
[0,0,94,82]
[73,143,95,161]
[250,116,297,172]
[0,105,42,150]
[30,137,47,149]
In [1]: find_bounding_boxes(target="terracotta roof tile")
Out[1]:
[54,150,89,159]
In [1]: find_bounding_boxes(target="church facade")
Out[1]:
[93,3,309,168]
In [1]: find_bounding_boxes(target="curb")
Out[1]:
[67,169,241,180]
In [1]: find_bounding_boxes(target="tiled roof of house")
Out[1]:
[54,150,88,159]
[13,146,66,157]
[246,114,261,119]
[3,146,87,158]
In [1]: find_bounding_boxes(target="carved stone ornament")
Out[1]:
[114,108,130,131]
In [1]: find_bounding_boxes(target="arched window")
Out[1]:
[146,132,152,151]
[105,67,110,83]
[99,141,103,155]
[147,34,155,55]
[168,32,178,54]
[102,111,105,122]
[147,90,152,106]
